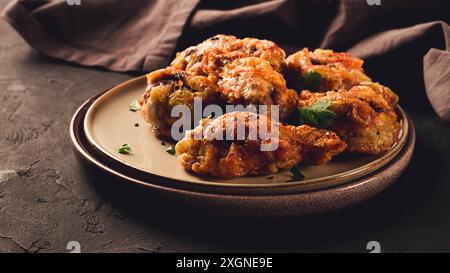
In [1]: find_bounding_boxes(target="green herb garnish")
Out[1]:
[288,164,305,182]
[166,146,176,155]
[298,100,336,128]
[118,144,132,154]
[129,100,141,112]
[302,71,323,92]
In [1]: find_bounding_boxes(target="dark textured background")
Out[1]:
[1,3,449,253]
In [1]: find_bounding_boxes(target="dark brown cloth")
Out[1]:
[2,0,450,120]
[2,0,201,71]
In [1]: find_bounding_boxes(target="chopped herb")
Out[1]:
[288,164,305,182]
[166,146,176,155]
[302,71,323,92]
[118,144,132,154]
[129,100,141,112]
[298,99,336,128]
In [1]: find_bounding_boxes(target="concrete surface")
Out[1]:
[0,3,449,253]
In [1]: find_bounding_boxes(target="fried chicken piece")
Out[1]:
[139,67,220,137]
[284,48,371,91]
[175,112,347,178]
[142,36,291,135]
[171,34,286,83]
[358,81,399,109]
[298,84,401,155]
[218,57,298,119]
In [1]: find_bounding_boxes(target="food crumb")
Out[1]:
[134,123,139,127]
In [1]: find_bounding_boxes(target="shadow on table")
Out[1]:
[75,129,447,252]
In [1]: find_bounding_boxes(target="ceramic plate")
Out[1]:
[71,97,415,216]
[82,76,408,195]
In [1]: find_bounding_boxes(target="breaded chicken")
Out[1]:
[284,48,371,91]
[171,34,286,83]
[141,35,292,136]
[218,57,298,119]
[298,84,400,154]
[175,112,347,178]
[139,67,220,137]
[358,81,399,109]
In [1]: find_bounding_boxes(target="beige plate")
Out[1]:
[83,76,408,195]
[71,96,415,216]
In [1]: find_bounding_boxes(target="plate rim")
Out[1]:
[70,95,416,204]
[81,76,409,193]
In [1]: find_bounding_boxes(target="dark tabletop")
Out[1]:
[1,8,449,253]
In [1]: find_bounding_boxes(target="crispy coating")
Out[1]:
[175,112,347,178]
[284,48,371,91]
[139,67,220,137]
[142,35,292,137]
[218,57,298,119]
[358,81,399,109]
[171,34,286,83]
[140,36,402,176]
[298,84,401,154]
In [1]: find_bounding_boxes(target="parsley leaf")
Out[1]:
[288,164,305,182]
[129,100,141,112]
[166,146,176,155]
[118,144,132,154]
[302,71,323,92]
[298,100,336,128]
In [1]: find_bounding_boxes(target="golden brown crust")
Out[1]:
[142,35,292,138]
[218,57,298,119]
[357,81,399,109]
[284,48,371,91]
[298,84,400,155]
[139,67,220,137]
[171,34,286,83]
[139,37,402,178]
[175,112,346,178]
